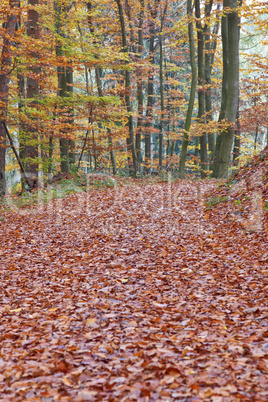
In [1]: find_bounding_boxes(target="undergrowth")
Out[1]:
[0,172,118,211]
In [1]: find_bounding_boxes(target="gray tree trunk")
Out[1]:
[115,0,137,177]
[25,0,40,187]
[178,0,197,179]
[0,0,20,196]
[144,0,160,174]
[159,2,167,170]
[215,0,240,178]
[213,2,229,177]
[233,100,240,167]
[205,1,220,170]
[195,0,208,178]
[66,66,76,168]
[136,0,144,172]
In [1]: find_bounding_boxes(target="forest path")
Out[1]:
[0,181,268,401]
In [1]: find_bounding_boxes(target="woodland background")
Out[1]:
[0,0,267,196]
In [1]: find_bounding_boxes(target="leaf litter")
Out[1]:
[0,176,268,401]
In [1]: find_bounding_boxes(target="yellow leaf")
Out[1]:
[48,307,58,312]
[121,278,129,283]
[62,377,71,386]
[181,346,191,357]
[10,308,21,313]
[86,318,98,328]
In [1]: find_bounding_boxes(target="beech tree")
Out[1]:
[178,0,197,179]
[0,0,20,196]
[213,0,241,178]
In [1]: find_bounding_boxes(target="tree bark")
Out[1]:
[205,0,220,170]
[54,0,71,173]
[144,0,160,174]
[178,0,197,179]
[115,0,137,177]
[66,65,76,168]
[25,0,40,187]
[213,2,229,177]
[215,0,240,178]
[136,0,144,172]
[195,0,208,178]
[0,0,20,196]
[159,29,164,171]
[159,1,168,170]
[233,99,240,166]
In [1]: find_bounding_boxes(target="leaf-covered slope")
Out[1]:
[206,146,268,233]
[0,182,268,401]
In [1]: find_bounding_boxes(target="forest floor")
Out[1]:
[0,170,268,401]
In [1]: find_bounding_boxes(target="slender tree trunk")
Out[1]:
[144,32,155,174]
[25,0,40,187]
[195,0,208,178]
[165,62,171,170]
[194,136,199,166]
[213,2,229,177]
[58,61,69,173]
[215,0,240,178]
[233,100,240,167]
[16,3,28,189]
[115,0,137,177]
[66,65,75,168]
[86,2,116,175]
[18,73,26,187]
[178,0,197,179]
[144,0,160,174]
[205,0,220,170]
[54,0,73,174]
[124,0,136,53]
[96,67,117,175]
[136,0,144,173]
[159,2,167,171]
[0,0,20,196]
[159,31,164,171]
[48,136,53,177]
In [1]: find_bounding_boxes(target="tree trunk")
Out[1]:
[0,0,20,196]
[213,3,229,177]
[136,0,144,173]
[159,30,164,171]
[195,0,208,178]
[233,100,240,167]
[115,0,137,177]
[18,72,26,187]
[66,65,76,168]
[54,0,71,174]
[48,136,53,177]
[86,2,116,175]
[205,0,220,170]
[215,0,240,178]
[159,2,167,171]
[25,0,40,187]
[178,0,197,179]
[144,0,160,174]
[194,136,199,166]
